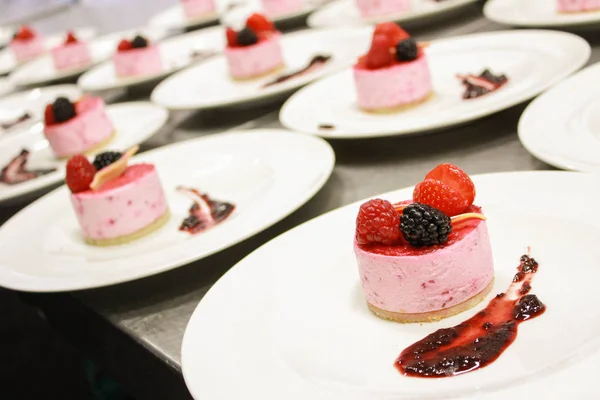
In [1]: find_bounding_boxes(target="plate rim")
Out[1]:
[483,0,600,27]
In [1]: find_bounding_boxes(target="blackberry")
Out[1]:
[92,151,122,171]
[236,27,258,46]
[131,35,148,49]
[52,97,76,123]
[396,38,418,62]
[400,202,452,246]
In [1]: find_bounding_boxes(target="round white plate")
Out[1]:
[518,61,600,172]
[280,30,590,139]
[77,26,224,92]
[182,170,600,400]
[0,77,14,98]
[484,0,600,28]
[9,28,169,87]
[0,26,13,48]
[149,4,219,31]
[0,27,96,76]
[0,101,168,205]
[151,27,372,110]
[308,0,479,28]
[0,129,334,292]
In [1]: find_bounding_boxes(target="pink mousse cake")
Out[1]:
[225,13,284,80]
[51,31,91,70]
[114,35,163,78]
[557,0,600,12]
[354,164,494,323]
[356,0,411,18]
[261,0,304,16]
[43,96,114,159]
[10,26,45,63]
[354,23,432,112]
[181,0,216,18]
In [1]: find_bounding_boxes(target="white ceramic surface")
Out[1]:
[484,0,600,28]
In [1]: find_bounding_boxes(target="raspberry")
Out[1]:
[425,164,475,205]
[44,104,55,125]
[65,31,78,45]
[356,199,401,245]
[373,22,409,47]
[365,34,394,69]
[117,39,132,52]
[65,155,96,193]
[413,179,468,216]
[15,25,35,40]
[226,27,238,47]
[246,13,274,33]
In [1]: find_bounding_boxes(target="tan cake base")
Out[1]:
[84,209,170,246]
[558,8,600,14]
[360,92,434,114]
[367,277,495,323]
[231,64,285,81]
[58,131,117,160]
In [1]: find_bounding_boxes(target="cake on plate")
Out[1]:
[114,35,163,78]
[224,13,284,80]
[65,146,170,246]
[51,31,92,71]
[557,0,600,12]
[10,25,45,63]
[43,96,115,159]
[261,0,304,16]
[181,0,216,19]
[356,0,411,18]
[354,23,432,112]
[354,164,494,323]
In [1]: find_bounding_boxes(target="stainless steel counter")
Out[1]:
[5,1,600,399]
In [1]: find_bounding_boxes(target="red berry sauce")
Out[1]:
[396,254,545,378]
[178,187,235,235]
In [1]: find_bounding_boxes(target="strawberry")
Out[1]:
[365,34,393,69]
[413,179,469,216]
[373,22,409,47]
[44,104,55,125]
[15,25,35,40]
[65,31,78,45]
[117,39,132,52]
[425,163,475,205]
[225,27,238,47]
[65,155,96,193]
[246,13,274,33]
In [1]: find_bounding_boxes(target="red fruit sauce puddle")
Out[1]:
[396,254,545,378]
[0,149,56,185]
[262,54,331,88]
[177,187,235,235]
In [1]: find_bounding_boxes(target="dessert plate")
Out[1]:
[0,129,334,292]
[181,170,600,400]
[151,27,372,110]
[0,26,13,49]
[518,61,600,172]
[308,0,479,28]
[484,0,600,28]
[0,77,14,98]
[0,101,167,205]
[77,26,224,92]
[148,4,219,31]
[280,30,590,139]
[9,28,168,87]
[0,27,96,76]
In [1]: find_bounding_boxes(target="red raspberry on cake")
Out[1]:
[414,163,476,216]
[356,198,401,245]
[65,154,96,193]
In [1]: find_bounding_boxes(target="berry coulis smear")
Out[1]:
[263,54,331,88]
[396,254,545,378]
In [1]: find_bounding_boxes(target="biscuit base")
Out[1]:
[230,64,285,81]
[84,209,170,246]
[557,8,600,14]
[58,130,117,160]
[360,91,434,114]
[367,277,495,323]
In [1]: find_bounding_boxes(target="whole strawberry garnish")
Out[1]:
[246,13,274,33]
[44,104,55,125]
[356,199,401,245]
[413,179,469,216]
[365,34,394,69]
[117,39,132,52]
[225,27,238,47]
[65,155,96,193]
[65,31,78,45]
[425,163,475,205]
[373,22,409,47]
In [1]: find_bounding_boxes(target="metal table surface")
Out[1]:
[3,1,600,399]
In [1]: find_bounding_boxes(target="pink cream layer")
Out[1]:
[354,219,494,314]
[356,0,411,18]
[557,0,600,12]
[261,0,304,16]
[113,45,163,78]
[71,164,168,241]
[51,42,91,70]
[10,36,45,62]
[181,0,215,18]
[353,54,432,111]
[224,33,284,80]
[43,96,114,158]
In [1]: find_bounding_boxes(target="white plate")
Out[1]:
[0,77,14,98]
[308,0,479,28]
[0,26,13,48]
[280,30,590,139]
[518,61,600,172]
[148,4,219,31]
[151,27,372,110]
[182,170,600,400]
[9,28,169,87]
[77,26,224,92]
[484,0,600,28]
[0,129,334,292]
[0,101,167,205]
[0,27,96,76]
